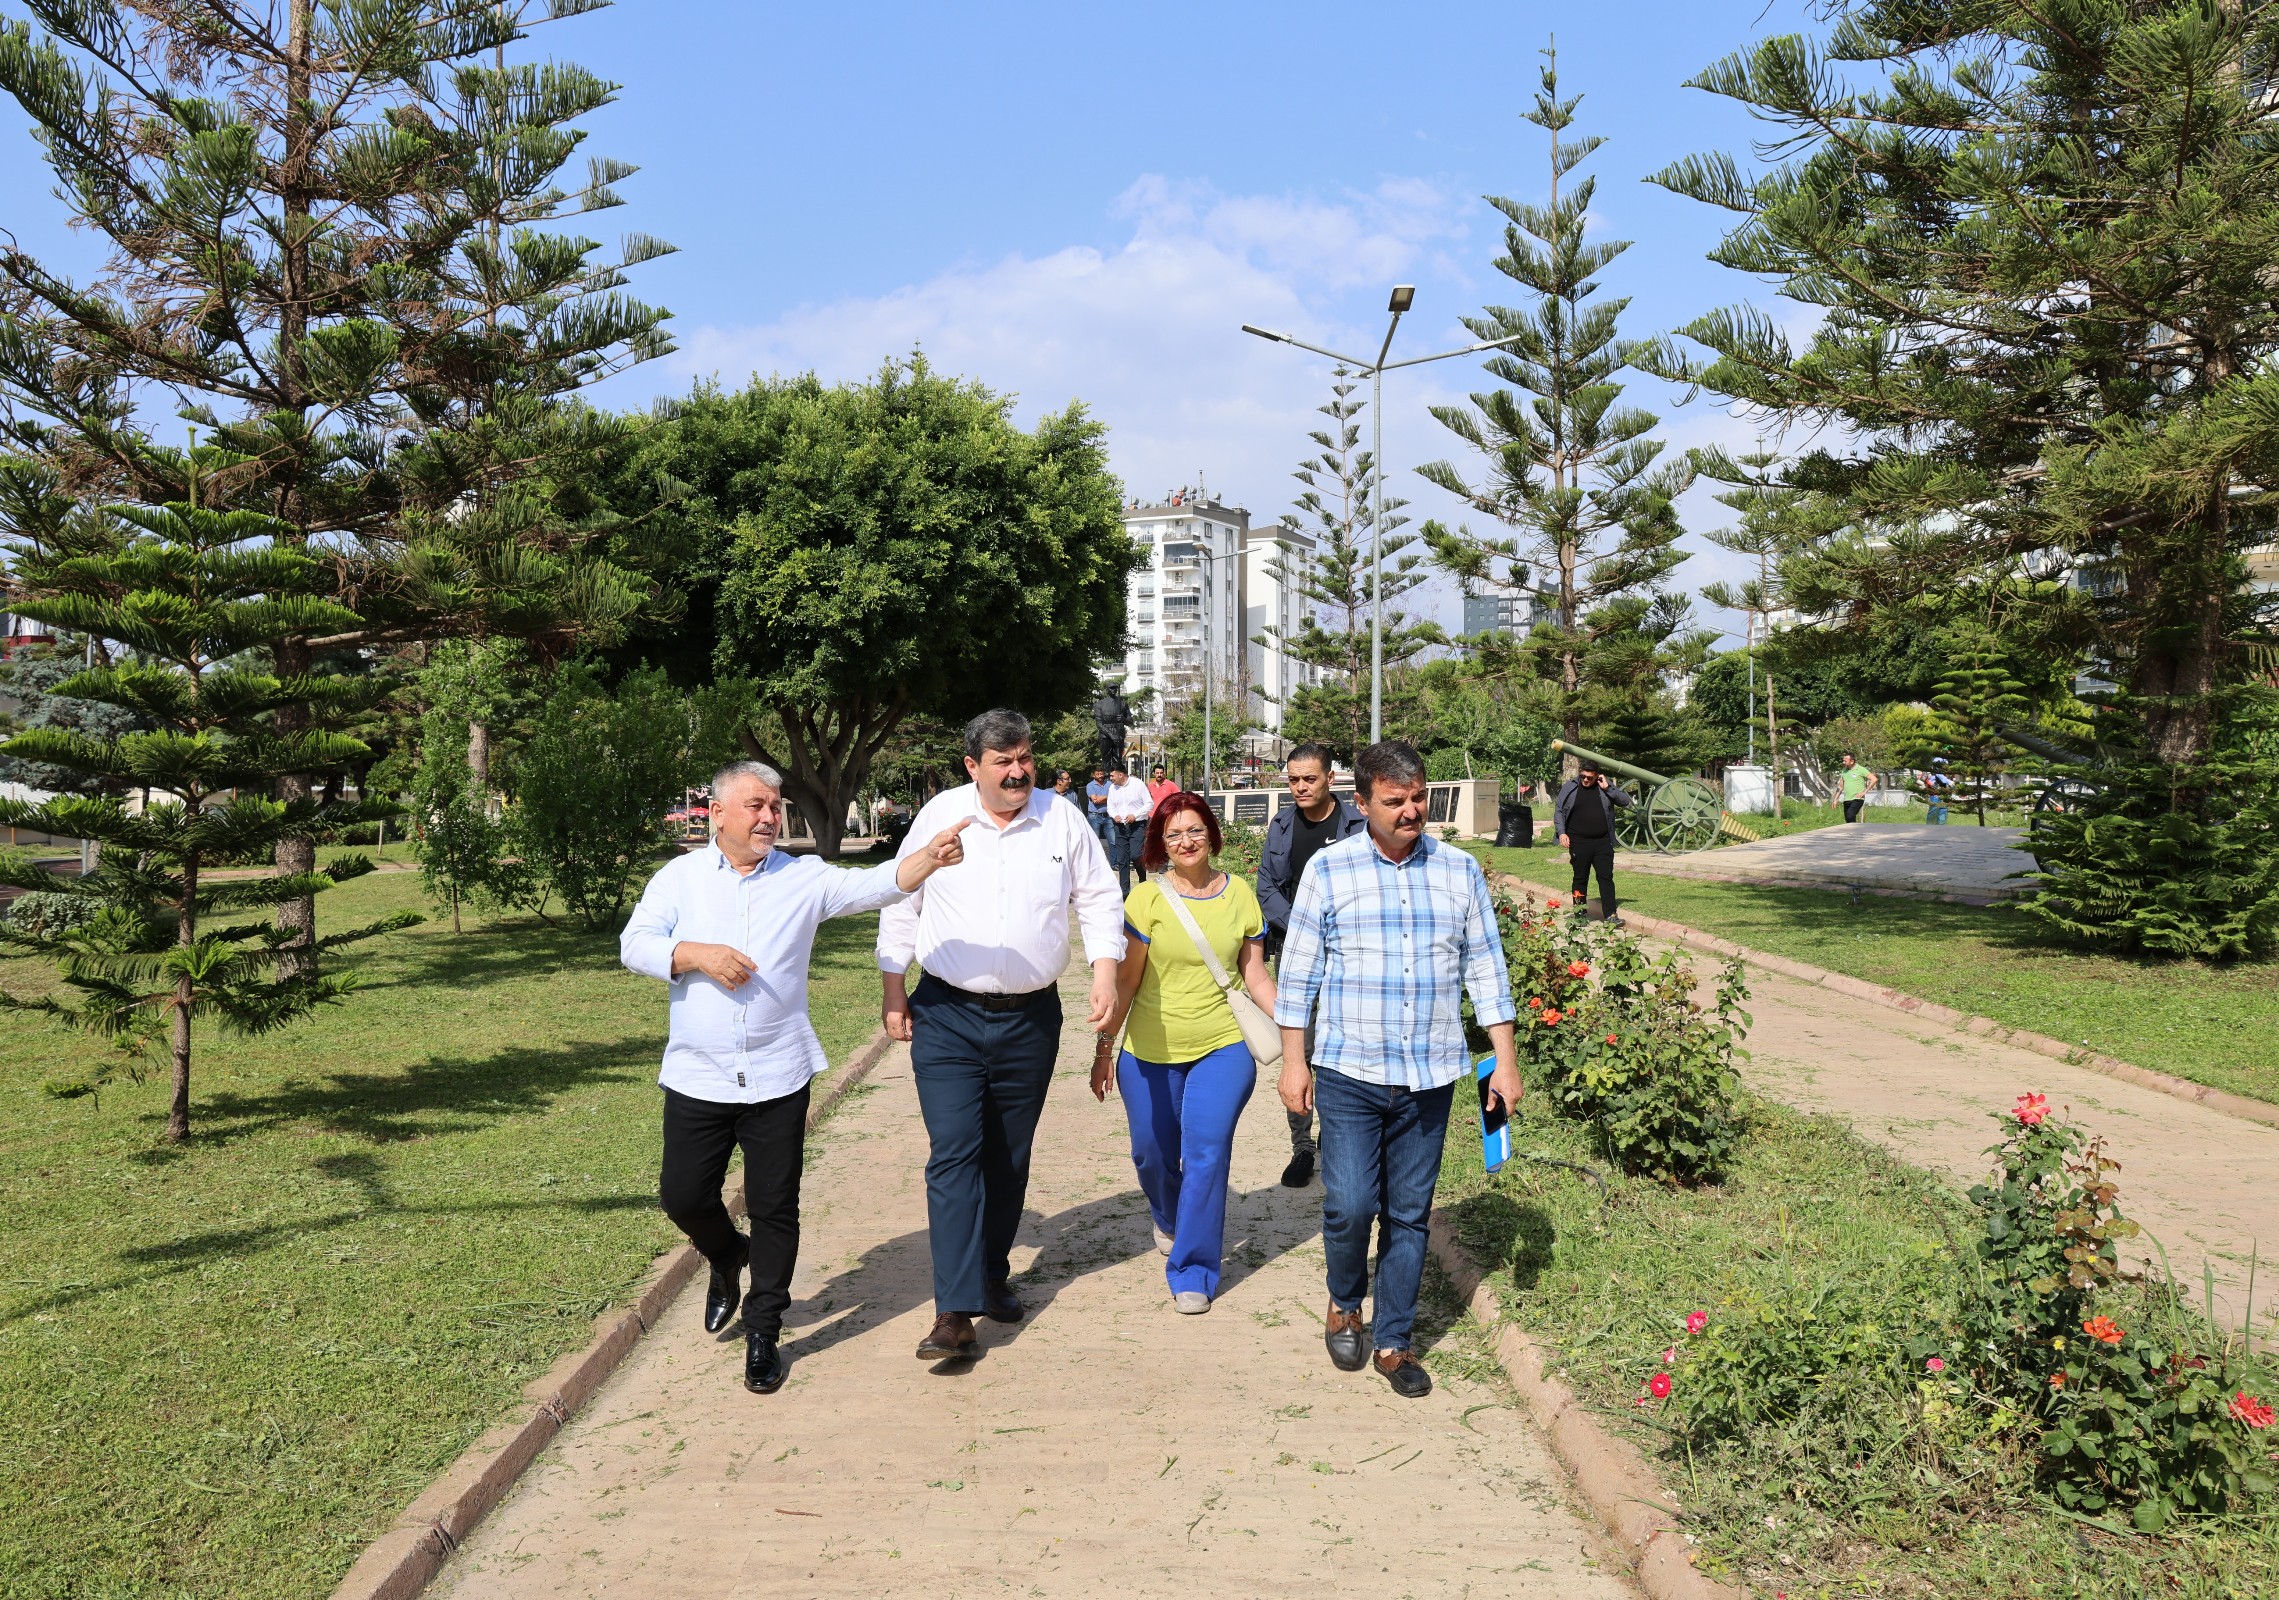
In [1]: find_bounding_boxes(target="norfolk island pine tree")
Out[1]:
[0,452,419,1141]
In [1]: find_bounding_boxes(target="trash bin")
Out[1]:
[1494,800,1534,849]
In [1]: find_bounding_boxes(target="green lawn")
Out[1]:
[0,856,885,1600]
[1436,1094,2279,1599]
[1465,843,2279,1106]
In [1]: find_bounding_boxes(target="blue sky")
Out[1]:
[0,0,1830,639]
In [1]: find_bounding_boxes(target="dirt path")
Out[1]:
[431,966,1639,1600]
[1738,962,2279,1334]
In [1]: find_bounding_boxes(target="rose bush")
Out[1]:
[1475,888,1747,1182]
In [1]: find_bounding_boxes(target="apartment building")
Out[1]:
[1117,491,1247,730]
[1241,519,1317,736]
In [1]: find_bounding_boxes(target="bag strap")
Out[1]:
[1156,879,1239,995]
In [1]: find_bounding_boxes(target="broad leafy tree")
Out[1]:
[0,0,672,970]
[0,453,417,1140]
[1421,46,1691,746]
[1646,0,2279,950]
[612,361,1135,857]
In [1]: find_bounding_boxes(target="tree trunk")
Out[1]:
[271,0,319,982]
[468,718,490,789]
[1766,674,1783,822]
[165,855,198,1142]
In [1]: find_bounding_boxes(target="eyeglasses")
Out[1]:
[1161,829,1211,845]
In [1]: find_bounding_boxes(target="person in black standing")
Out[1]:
[1553,760,1634,929]
[1255,742,1366,1187]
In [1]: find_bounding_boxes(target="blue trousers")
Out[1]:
[1315,1066,1455,1352]
[1118,1043,1256,1297]
[907,975,1062,1315]
[1109,818,1149,895]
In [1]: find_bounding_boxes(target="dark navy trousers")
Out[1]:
[907,974,1062,1315]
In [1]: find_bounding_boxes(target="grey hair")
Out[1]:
[711,759,784,797]
[1354,739,1426,799]
[962,708,1032,761]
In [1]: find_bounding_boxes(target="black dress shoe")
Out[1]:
[743,1333,786,1395]
[1324,1303,1367,1372]
[703,1256,743,1335]
[1280,1149,1315,1188]
[983,1281,1024,1323]
[1375,1348,1432,1399]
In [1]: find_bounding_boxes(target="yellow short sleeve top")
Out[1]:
[1120,875,1266,1064]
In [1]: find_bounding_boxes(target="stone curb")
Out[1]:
[1497,874,2279,1131]
[323,1027,898,1600]
[1428,1213,1742,1600]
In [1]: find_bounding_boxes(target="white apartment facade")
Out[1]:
[1117,490,1318,750]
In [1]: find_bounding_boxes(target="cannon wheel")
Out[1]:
[1615,793,1653,849]
[1648,777,1725,854]
[2034,776,2097,816]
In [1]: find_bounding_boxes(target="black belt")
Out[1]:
[929,977,1050,1012]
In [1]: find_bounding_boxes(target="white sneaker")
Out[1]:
[1172,1291,1210,1315]
[1152,1224,1173,1255]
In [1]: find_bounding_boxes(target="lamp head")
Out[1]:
[1240,324,1287,343]
[1387,285,1416,314]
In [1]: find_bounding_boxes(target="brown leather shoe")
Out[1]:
[1324,1303,1367,1371]
[1374,1347,1431,1399]
[916,1311,977,1360]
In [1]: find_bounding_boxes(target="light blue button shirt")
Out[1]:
[620,844,908,1104]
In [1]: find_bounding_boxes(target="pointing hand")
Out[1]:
[928,817,972,868]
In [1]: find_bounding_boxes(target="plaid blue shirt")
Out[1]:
[1271,831,1516,1090]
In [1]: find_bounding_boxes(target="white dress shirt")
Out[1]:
[876,783,1125,993]
[621,844,909,1103]
[1104,776,1153,823]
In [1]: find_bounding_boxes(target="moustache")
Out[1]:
[1000,774,1032,789]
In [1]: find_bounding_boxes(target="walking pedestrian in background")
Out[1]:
[1554,761,1633,929]
[1147,763,1179,815]
[878,710,1125,1364]
[1254,742,1363,1188]
[1084,766,1113,850]
[622,761,969,1395]
[1839,753,1879,822]
[1273,741,1520,1399]
[1093,792,1277,1314]
[1104,762,1153,894]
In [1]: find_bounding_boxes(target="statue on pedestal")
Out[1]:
[1092,686,1131,772]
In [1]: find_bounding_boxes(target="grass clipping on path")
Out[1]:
[1465,841,2279,1107]
[1437,1094,2279,1599]
[0,859,884,1600]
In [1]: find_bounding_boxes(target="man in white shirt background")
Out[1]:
[878,709,1125,1363]
[1102,759,1154,895]
[621,760,968,1396]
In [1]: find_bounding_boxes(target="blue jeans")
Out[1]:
[1118,1043,1256,1297]
[1110,818,1148,895]
[1926,800,1948,824]
[907,975,1062,1315]
[1090,811,1112,852]
[1315,1065,1455,1353]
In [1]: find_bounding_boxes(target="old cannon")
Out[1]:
[1548,739,1733,854]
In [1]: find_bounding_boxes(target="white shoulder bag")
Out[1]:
[1157,882,1284,1067]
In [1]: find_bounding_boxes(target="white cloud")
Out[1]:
[663,175,1473,525]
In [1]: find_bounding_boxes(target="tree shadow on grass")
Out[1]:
[353,915,625,993]
[131,1037,652,1157]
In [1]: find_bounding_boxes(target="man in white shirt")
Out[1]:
[878,709,1125,1362]
[1102,760,1154,895]
[621,760,968,1395]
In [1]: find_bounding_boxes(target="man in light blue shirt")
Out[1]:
[621,759,967,1395]
[1273,740,1521,1399]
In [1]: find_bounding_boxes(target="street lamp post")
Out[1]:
[1243,287,1526,745]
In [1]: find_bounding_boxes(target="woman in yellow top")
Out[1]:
[1092,792,1277,1313]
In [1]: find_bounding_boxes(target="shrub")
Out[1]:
[1488,888,1747,1182]
[508,668,694,930]
[2,888,101,940]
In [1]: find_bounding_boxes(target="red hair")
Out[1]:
[1141,792,1223,871]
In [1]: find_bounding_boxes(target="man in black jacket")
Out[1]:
[1553,762,1634,928]
[1256,743,1366,1188]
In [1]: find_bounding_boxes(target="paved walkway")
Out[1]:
[1736,962,2279,1335]
[432,965,1638,1600]
[1620,821,2033,902]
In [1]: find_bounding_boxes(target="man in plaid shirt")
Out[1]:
[1273,740,1522,1398]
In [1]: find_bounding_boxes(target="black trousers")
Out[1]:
[1842,798,1865,823]
[658,1083,810,1343]
[1569,836,1617,919]
[907,975,1061,1315]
